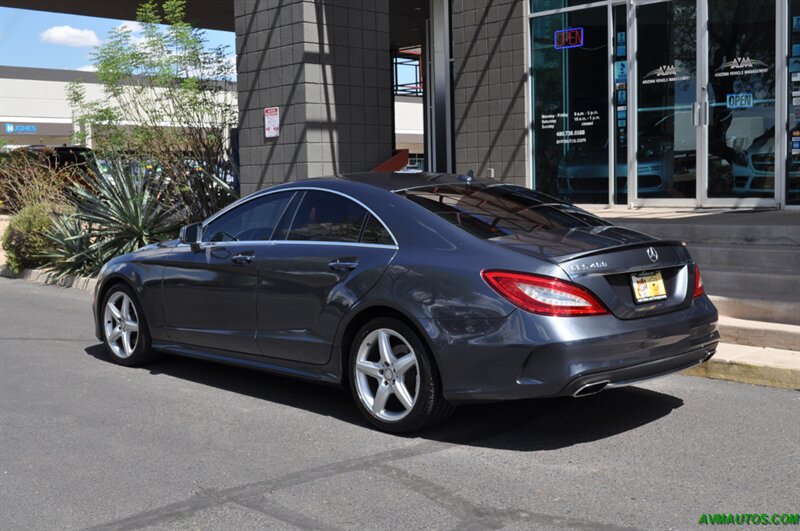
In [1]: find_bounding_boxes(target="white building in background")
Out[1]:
[0,66,99,147]
[0,65,424,161]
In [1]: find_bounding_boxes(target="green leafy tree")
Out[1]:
[67,0,239,223]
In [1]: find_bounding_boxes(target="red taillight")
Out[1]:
[481,270,608,317]
[693,264,705,298]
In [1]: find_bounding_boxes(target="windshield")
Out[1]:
[395,183,609,239]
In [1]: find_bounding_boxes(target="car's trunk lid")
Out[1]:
[490,228,694,319]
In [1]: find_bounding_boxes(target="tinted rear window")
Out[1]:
[360,215,394,245]
[287,191,368,242]
[395,184,607,239]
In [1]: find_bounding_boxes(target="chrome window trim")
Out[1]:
[273,241,398,250]
[200,186,399,249]
[195,240,398,251]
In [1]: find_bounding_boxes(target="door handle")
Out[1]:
[693,100,709,127]
[232,253,255,264]
[328,259,358,271]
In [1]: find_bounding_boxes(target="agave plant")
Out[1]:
[43,214,105,278]
[71,161,181,259]
[45,162,180,277]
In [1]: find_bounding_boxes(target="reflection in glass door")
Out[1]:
[529,0,785,206]
[787,0,800,205]
[634,0,698,202]
[707,0,777,200]
[531,7,609,204]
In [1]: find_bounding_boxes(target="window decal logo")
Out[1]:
[714,57,769,78]
[642,64,691,85]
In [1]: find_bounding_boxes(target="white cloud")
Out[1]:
[116,21,143,34]
[40,25,101,47]
[77,65,97,72]
[115,21,145,45]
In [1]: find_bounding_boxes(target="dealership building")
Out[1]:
[2,0,799,208]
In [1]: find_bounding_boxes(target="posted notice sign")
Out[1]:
[264,107,280,138]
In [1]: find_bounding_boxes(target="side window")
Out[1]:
[287,191,368,242]
[360,215,394,245]
[203,192,294,242]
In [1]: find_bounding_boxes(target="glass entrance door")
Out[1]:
[529,0,784,207]
[705,0,777,204]
[629,0,779,206]
[631,0,698,204]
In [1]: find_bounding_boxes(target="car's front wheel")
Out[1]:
[101,284,160,366]
[349,317,453,433]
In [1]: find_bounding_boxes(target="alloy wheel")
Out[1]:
[103,291,140,359]
[354,328,420,422]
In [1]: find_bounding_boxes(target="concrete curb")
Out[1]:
[0,266,97,293]
[718,316,800,352]
[682,343,799,391]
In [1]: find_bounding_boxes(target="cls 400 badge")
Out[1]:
[569,260,608,273]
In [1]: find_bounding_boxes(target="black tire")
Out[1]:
[348,317,454,433]
[100,283,160,367]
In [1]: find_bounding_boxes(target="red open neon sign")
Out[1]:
[554,27,584,50]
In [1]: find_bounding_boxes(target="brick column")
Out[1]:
[234,0,393,195]
[451,0,528,185]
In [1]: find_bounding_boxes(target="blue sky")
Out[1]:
[0,7,234,72]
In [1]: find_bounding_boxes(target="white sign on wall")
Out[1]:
[264,107,280,138]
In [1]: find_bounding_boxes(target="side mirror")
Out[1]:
[179,222,202,249]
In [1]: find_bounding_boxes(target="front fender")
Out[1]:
[93,258,165,341]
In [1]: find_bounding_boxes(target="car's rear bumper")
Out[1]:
[423,295,719,402]
[557,343,715,397]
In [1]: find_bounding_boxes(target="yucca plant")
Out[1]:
[45,162,181,277]
[43,215,105,278]
[71,161,181,258]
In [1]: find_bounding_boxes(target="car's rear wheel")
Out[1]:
[349,317,453,433]
[101,284,160,366]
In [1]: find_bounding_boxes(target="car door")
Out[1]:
[161,191,296,354]
[256,190,397,364]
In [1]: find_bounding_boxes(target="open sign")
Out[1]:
[726,92,753,109]
[554,27,584,50]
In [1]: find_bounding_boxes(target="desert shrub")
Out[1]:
[2,204,55,273]
[0,151,72,214]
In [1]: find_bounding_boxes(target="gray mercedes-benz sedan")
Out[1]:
[92,172,719,432]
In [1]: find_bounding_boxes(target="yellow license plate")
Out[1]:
[631,270,667,303]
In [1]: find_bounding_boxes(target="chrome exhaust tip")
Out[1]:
[573,380,610,398]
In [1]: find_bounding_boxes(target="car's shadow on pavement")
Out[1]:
[86,344,684,451]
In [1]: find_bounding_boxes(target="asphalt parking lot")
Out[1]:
[1,276,798,530]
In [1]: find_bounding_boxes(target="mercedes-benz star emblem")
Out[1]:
[646,247,658,263]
